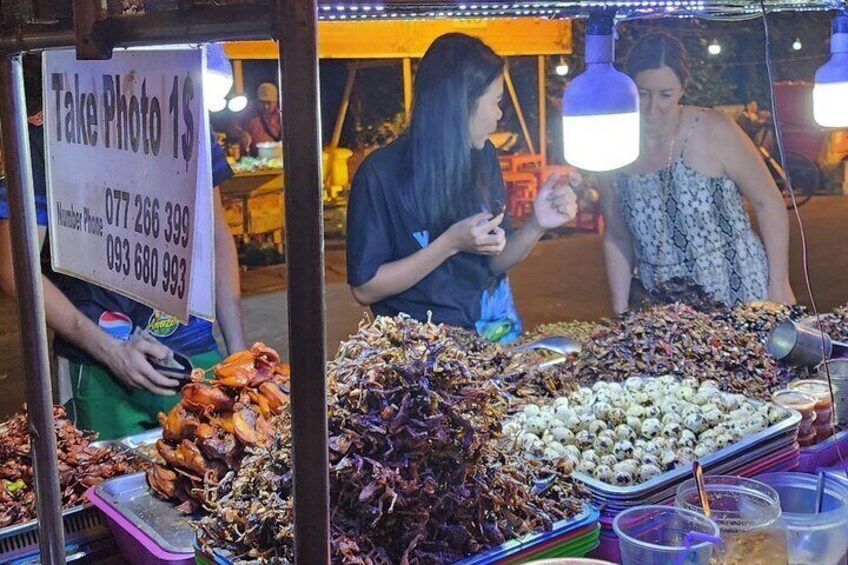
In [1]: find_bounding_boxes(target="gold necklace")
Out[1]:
[654,106,684,282]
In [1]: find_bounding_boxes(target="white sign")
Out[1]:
[43,48,215,323]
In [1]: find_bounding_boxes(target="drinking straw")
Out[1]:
[815,471,826,514]
[692,461,711,518]
[672,531,723,565]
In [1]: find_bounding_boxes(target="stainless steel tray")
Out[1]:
[572,408,801,499]
[586,441,800,512]
[93,471,197,554]
[117,428,163,464]
[0,504,110,563]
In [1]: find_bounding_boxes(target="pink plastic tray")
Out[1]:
[798,428,848,472]
[86,486,193,565]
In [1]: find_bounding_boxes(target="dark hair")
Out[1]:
[405,33,504,234]
[625,32,690,88]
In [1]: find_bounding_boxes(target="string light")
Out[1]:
[793,37,803,51]
[555,56,569,76]
[708,38,722,55]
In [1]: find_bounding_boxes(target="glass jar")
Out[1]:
[676,476,789,565]
[772,390,817,446]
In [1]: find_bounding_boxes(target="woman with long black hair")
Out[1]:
[346,33,577,343]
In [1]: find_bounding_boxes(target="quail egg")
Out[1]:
[625,376,645,391]
[613,440,635,461]
[600,454,619,467]
[694,439,717,459]
[582,449,600,464]
[639,464,663,482]
[589,419,609,435]
[594,464,615,483]
[642,418,662,439]
[575,430,594,448]
[614,471,635,486]
[594,435,615,455]
[626,416,643,434]
[576,460,597,475]
[552,427,574,444]
[608,407,627,426]
[683,413,706,434]
[615,424,636,441]
[644,406,662,419]
[593,401,613,420]
[523,404,541,418]
[627,405,646,419]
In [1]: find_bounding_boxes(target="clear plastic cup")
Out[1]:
[772,390,818,444]
[676,476,789,565]
[757,472,848,565]
[613,505,721,565]
[790,378,835,439]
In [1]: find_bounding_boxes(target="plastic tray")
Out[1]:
[199,505,600,565]
[87,472,195,564]
[798,428,848,472]
[0,504,111,564]
[572,408,800,500]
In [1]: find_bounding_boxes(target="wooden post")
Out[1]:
[537,55,547,166]
[324,62,358,186]
[233,59,244,94]
[402,57,413,117]
[504,61,536,156]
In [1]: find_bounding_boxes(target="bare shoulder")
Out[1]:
[697,107,743,140]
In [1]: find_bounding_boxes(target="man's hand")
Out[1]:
[101,339,180,395]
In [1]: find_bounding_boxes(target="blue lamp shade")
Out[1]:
[813,12,848,127]
[561,27,640,171]
[205,43,234,112]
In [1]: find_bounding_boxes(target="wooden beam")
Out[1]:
[223,18,572,60]
[504,62,535,156]
[402,57,413,118]
[538,55,547,166]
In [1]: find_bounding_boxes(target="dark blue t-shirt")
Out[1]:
[346,136,522,342]
[0,125,233,363]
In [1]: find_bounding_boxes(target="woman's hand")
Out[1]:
[533,172,579,230]
[768,278,796,305]
[442,212,507,256]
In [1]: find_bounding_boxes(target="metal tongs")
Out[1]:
[511,335,582,370]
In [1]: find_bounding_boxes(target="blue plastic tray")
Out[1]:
[198,504,600,565]
[452,504,599,565]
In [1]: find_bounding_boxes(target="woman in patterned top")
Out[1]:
[599,32,795,313]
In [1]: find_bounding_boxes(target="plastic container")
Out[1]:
[676,476,789,565]
[817,360,848,426]
[756,472,848,565]
[790,379,835,440]
[798,429,848,472]
[612,505,721,565]
[773,390,818,445]
[86,473,195,565]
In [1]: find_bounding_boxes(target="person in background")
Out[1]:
[228,82,282,156]
[599,33,795,314]
[0,55,246,440]
[346,33,578,344]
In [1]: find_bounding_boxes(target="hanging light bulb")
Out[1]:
[555,56,569,76]
[561,9,639,172]
[204,43,234,111]
[708,39,722,56]
[207,97,227,113]
[792,37,803,51]
[228,95,249,113]
[814,10,848,127]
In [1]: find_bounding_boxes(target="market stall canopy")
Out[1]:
[4,0,846,39]
[224,18,572,59]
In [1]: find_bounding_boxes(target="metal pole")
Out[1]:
[276,0,330,563]
[537,55,547,166]
[504,62,536,155]
[402,57,413,118]
[0,55,66,565]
